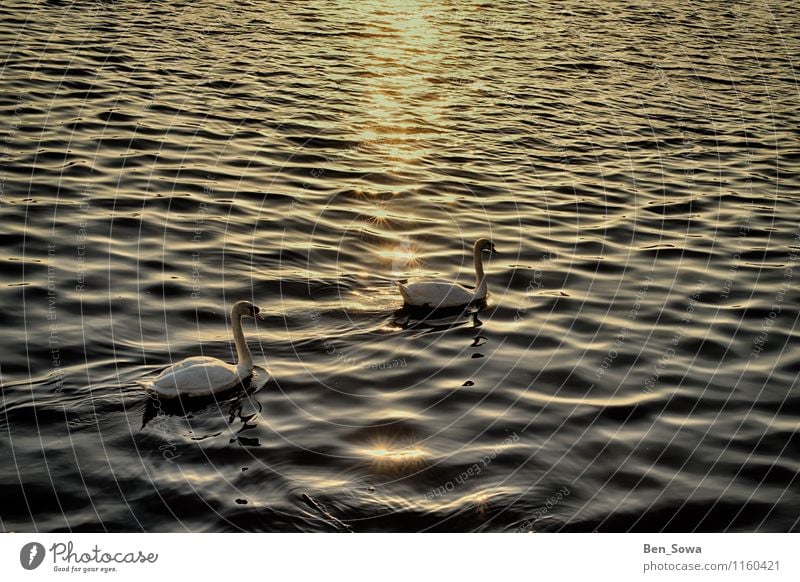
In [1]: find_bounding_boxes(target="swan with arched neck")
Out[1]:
[143,300,265,398]
[396,238,497,308]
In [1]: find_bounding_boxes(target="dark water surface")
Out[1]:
[1,0,799,532]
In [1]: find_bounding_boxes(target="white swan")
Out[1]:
[144,300,264,398]
[397,238,497,308]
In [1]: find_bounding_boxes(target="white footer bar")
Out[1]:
[1,533,796,581]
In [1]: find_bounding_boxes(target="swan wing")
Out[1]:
[147,358,242,398]
[164,356,222,373]
[398,281,474,308]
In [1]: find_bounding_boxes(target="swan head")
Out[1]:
[232,300,265,321]
[474,238,497,254]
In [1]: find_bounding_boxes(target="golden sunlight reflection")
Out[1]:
[357,432,430,476]
[363,203,392,228]
[472,491,491,518]
[346,2,455,284]
[520,390,662,408]
[361,444,428,473]
[429,489,515,517]
[377,240,422,274]
[363,446,427,462]
[352,0,449,171]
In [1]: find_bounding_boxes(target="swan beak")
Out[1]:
[256,313,266,321]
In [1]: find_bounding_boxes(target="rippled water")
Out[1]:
[1,0,799,532]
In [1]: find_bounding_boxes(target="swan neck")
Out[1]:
[474,245,488,299]
[232,310,253,371]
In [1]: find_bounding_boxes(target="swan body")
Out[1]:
[397,281,477,309]
[397,238,497,308]
[144,301,264,398]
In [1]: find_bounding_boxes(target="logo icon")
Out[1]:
[20,542,46,570]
